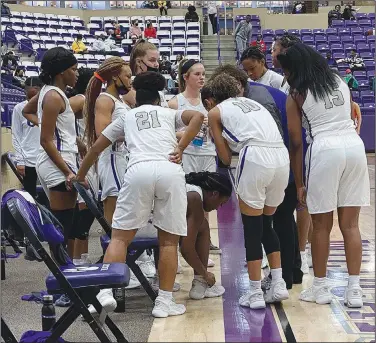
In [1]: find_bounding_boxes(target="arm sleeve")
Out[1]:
[101,115,126,143]
[11,105,24,165]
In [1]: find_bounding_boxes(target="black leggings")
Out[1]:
[159,6,167,15]
[209,13,217,34]
[273,182,302,288]
[23,166,37,198]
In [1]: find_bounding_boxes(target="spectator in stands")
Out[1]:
[159,54,172,74]
[72,34,88,54]
[129,20,143,40]
[1,1,11,17]
[158,0,168,16]
[112,22,124,43]
[13,67,26,88]
[171,54,183,73]
[343,69,359,90]
[328,4,342,26]
[241,46,284,89]
[2,51,18,71]
[144,21,157,39]
[292,1,306,14]
[251,35,266,53]
[342,4,356,20]
[92,34,120,56]
[185,5,199,23]
[325,51,338,70]
[11,76,44,199]
[207,1,218,35]
[337,49,365,72]
[234,15,252,62]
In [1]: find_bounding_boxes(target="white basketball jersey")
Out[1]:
[101,104,185,168]
[37,85,77,154]
[176,93,216,157]
[302,76,355,141]
[99,92,130,154]
[217,97,284,153]
[75,94,86,143]
[186,184,203,200]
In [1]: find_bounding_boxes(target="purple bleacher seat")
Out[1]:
[328,35,340,43]
[358,80,370,91]
[353,35,366,45]
[369,13,375,20]
[363,103,375,108]
[315,34,327,44]
[338,28,351,35]
[341,36,353,44]
[361,90,375,98]
[359,19,372,28]
[300,29,312,35]
[351,90,360,102]
[302,36,314,44]
[333,52,345,59]
[331,20,344,28]
[263,36,274,43]
[316,44,330,52]
[351,27,363,35]
[359,113,375,152]
[370,44,375,53]
[288,29,300,36]
[354,70,368,78]
[360,51,373,60]
[1,102,18,127]
[262,29,274,37]
[343,43,356,51]
[364,60,375,72]
[251,28,261,36]
[367,36,375,44]
[313,28,325,35]
[345,20,358,28]
[356,13,368,20]
[274,29,286,36]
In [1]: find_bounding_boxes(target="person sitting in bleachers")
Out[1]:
[129,20,143,40]
[337,49,365,72]
[343,69,359,90]
[72,34,88,54]
[325,51,338,70]
[159,54,172,74]
[342,4,357,20]
[250,35,266,53]
[92,34,120,56]
[158,0,168,16]
[13,67,26,88]
[144,21,157,39]
[171,54,183,73]
[185,5,199,23]
[328,4,342,26]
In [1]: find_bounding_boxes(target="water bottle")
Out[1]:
[42,295,56,331]
[113,288,125,313]
[192,130,204,147]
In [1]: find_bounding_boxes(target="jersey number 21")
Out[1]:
[135,110,161,131]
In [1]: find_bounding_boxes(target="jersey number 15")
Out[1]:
[135,110,161,131]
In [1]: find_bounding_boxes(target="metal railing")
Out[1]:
[216,15,221,64]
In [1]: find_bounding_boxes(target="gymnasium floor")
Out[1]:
[2,157,374,342]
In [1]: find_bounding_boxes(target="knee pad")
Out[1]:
[262,214,280,255]
[242,214,263,262]
[51,208,75,245]
[73,209,95,240]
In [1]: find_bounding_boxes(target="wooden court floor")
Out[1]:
[147,157,375,342]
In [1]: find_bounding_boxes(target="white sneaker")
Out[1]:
[299,284,332,305]
[152,296,186,318]
[88,289,117,315]
[125,271,141,289]
[136,259,156,278]
[344,285,363,308]
[151,276,180,292]
[239,290,266,309]
[189,278,225,300]
[301,253,309,274]
[264,279,289,303]
[208,258,215,268]
[307,250,313,268]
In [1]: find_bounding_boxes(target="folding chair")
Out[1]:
[1,317,17,343]
[2,190,130,343]
[2,152,49,207]
[73,182,159,302]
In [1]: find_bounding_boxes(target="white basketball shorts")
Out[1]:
[112,160,188,236]
[305,132,370,214]
[182,154,216,174]
[98,150,128,201]
[235,146,290,209]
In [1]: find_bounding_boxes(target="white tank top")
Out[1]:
[99,92,130,154]
[186,184,203,200]
[217,97,285,153]
[256,69,284,90]
[37,85,78,154]
[301,76,355,142]
[176,93,216,157]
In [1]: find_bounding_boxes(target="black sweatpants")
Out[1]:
[23,166,37,199]
[209,13,217,34]
[273,182,302,289]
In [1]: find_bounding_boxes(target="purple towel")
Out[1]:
[21,291,61,303]
[20,331,65,343]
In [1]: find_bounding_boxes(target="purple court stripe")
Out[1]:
[218,192,282,342]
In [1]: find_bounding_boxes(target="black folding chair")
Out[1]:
[74,182,159,302]
[3,190,130,343]
[1,317,17,343]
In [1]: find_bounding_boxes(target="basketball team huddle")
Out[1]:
[14,35,369,319]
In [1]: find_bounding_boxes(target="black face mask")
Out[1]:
[116,77,129,96]
[142,61,159,73]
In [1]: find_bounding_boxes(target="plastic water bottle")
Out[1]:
[113,288,125,313]
[192,130,204,147]
[42,295,56,331]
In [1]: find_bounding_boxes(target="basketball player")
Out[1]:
[168,59,221,258]
[182,172,232,300]
[23,47,78,254]
[278,43,369,307]
[202,75,290,309]
[11,77,44,199]
[73,71,204,318]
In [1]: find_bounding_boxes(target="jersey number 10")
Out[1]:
[135,110,161,131]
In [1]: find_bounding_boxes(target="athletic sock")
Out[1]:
[249,280,261,291]
[313,277,326,287]
[348,275,360,288]
[270,268,283,282]
[158,289,173,301]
